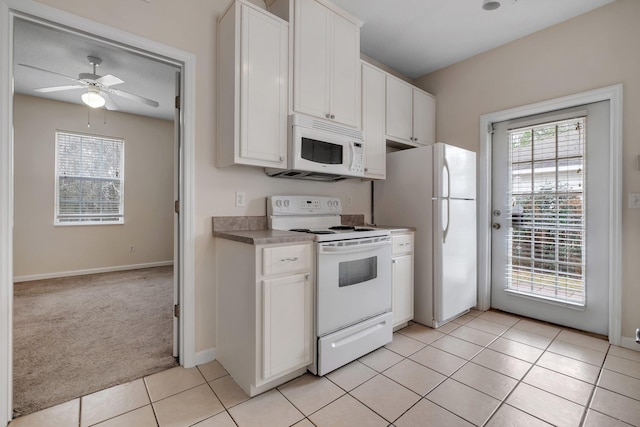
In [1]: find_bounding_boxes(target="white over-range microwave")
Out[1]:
[265,114,365,181]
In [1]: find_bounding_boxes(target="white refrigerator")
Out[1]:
[374,143,477,328]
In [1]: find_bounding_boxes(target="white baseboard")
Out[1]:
[619,336,640,352]
[192,347,216,368]
[13,261,174,283]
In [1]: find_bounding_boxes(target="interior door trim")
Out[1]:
[0,1,197,423]
[478,84,623,346]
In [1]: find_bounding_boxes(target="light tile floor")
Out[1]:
[9,310,640,427]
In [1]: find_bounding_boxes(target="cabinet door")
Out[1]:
[362,63,385,179]
[240,5,289,166]
[385,76,413,143]
[412,89,436,146]
[330,13,361,128]
[262,273,313,380]
[392,254,414,327]
[294,0,331,120]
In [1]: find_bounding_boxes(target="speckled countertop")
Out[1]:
[212,215,413,245]
[371,225,416,233]
[212,229,315,245]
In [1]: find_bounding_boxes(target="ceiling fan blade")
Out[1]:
[34,84,85,93]
[108,88,159,108]
[96,74,124,87]
[102,92,120,111]
[18,64,80,83]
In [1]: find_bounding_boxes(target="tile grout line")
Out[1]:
[577,344,611,427]
[479,320,561,426]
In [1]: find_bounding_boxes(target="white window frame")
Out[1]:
[54,131,125,225]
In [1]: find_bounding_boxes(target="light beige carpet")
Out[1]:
[12,266,178,417]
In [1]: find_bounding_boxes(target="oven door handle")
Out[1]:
[319,241,391,255]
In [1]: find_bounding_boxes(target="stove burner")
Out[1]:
[329,225,356,230]
[290,228,311,233]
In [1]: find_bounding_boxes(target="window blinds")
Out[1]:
[507,117,586,305]
[55,131,124,224]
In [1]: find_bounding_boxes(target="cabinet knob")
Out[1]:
[330,114,335,119]
[325,113,331,119]
[279,156,284,161]
[392,259,397,264]
[364,168,368,172]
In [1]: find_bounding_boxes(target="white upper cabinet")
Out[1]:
[361,62,386,179]
[386,75,435,147]
[293,0,362,129]
[217,0,288,168]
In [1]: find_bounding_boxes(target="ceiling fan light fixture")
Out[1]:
[81,86,105,108]
[482,0,501,10]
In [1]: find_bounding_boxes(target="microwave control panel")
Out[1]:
[351,142,364,174]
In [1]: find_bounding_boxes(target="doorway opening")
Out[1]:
[0,2,197,423]
[11,16,180,417]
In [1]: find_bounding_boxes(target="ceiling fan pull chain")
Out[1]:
[87,108,91,128]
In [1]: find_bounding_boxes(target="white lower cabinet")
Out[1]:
[392,232,414,328]
[262,273,312,380]
[216,239,314,396]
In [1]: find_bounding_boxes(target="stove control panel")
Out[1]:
[268,195,342,215]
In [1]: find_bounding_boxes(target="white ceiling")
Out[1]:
[13,18,179,121]
[332,0,616,78]
[13,0,616,119]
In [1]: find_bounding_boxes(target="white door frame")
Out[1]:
[0,0,197,423]
[478,84,623,345]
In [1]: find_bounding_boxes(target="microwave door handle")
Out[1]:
[348,142,354,170]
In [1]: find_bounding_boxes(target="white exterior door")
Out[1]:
[491,102,610,335]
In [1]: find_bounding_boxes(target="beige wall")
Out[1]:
[13,94,175,277]
[30,0,373,353]
[415,0,640,341]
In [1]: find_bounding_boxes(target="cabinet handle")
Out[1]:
[280,257,299,262]
[400,243,411,247]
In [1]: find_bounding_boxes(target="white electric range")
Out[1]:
[268,195,393,375]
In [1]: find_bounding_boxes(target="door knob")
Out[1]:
[492,223,501,230]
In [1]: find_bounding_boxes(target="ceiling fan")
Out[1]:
[18,55,159,109]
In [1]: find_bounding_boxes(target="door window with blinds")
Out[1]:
[507,117,586,305]
[55,131,124,225]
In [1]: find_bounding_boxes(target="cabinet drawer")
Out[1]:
[392,233,414,255]
[262,244,312,276]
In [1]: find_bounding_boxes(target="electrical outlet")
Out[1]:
[630,193,640,209]
[129,245,135,253]
[235,192,246,207]
[346,196,353,207]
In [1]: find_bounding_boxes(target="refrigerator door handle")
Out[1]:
[443,198,450,243]
[442,157,451,198]
[441,156,452,243]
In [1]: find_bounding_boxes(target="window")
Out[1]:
[55,131,124,225]
[507,117,586,305]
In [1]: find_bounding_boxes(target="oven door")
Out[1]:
[316,236,392,336]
